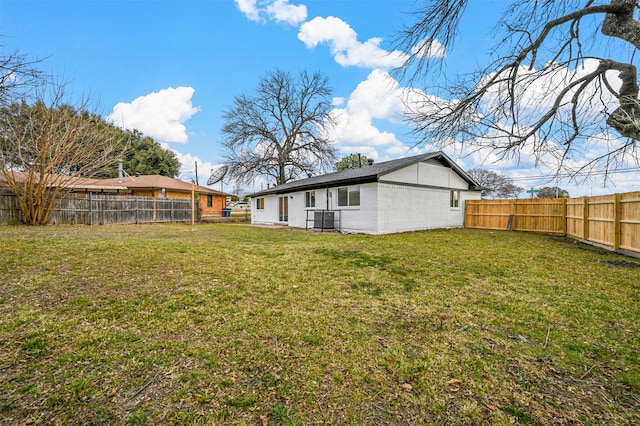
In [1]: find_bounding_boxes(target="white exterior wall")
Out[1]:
[250,193,309,227]
[384,162,469,189]
[251,195,279,225]
[333,183,378,234]
[251,188,331,228]
[251,161,481,234]
[376,183,480,234]
[250,184,379,233]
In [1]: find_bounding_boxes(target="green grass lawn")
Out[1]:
[1,224,638,425]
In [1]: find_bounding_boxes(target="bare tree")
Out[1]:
[222,69,336,185]
[395,0,640,179]
[0,88,125,225]
[467,168,524,199]
[0,45,43,107]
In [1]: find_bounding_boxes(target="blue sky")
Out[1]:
[2,0,638,196]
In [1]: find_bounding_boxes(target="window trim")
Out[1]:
[450,190,460,209]
[337,185,360,207]
[305,190,316,208]
[256,197,265,210]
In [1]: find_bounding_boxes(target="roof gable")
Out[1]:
[248,151,481,197]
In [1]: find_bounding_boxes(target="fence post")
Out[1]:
[583,197,589,241]
[561,198,567,236]
[191,183,195,225]
[507,199,515,231]
[88,192,93,226]
[614,193,621,251]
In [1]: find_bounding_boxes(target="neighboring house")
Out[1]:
[0,172,229,224]
[99,175,228,217]
[0,172,130,194]
[0,172,131,195]
[248,151,483,235]
[1,171,229,217]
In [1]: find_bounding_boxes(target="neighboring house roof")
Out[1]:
[99,175,228,196]
[0,171,130,191]
[2,171,227,195]
[248,151,481,197]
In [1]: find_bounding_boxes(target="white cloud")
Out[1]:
[411,38,446,59]
[298,16,407,69]
[328,70,421,158]
[170,148,225,187]
[234,0,260,22]
[346,69,406,121]
[234,0,307,25]
[266,0,307,25]
[107,87,200,144]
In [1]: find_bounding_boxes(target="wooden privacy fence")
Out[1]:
[0,191,199,225]
[465,191,640,257]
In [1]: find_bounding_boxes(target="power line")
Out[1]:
[507,167,640,183]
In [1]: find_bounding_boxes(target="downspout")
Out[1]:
[326,187,330,210]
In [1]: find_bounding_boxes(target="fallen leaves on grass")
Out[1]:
[447,378,462,392]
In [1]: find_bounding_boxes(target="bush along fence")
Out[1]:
[465,191,640,257]
[0,191,200,226]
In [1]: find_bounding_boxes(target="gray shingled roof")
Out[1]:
[248,151,480,197]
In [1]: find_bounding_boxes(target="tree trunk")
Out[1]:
[602,0,640,139]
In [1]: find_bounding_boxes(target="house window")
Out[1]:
[207,194,213,207]
[337,185,360,207]
[256,198,265,210]
[305,191,316,208]
[450,190,460,208]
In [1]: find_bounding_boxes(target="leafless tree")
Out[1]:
[0,86,125,225]
[0,45,43,107]
[222,69,336,185]
[467,168,524,199]
[395,0,640,179]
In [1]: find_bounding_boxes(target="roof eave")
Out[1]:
[248,175,378,198]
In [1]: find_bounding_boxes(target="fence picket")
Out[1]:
[0,192,199,225]
[465,192,640,257]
